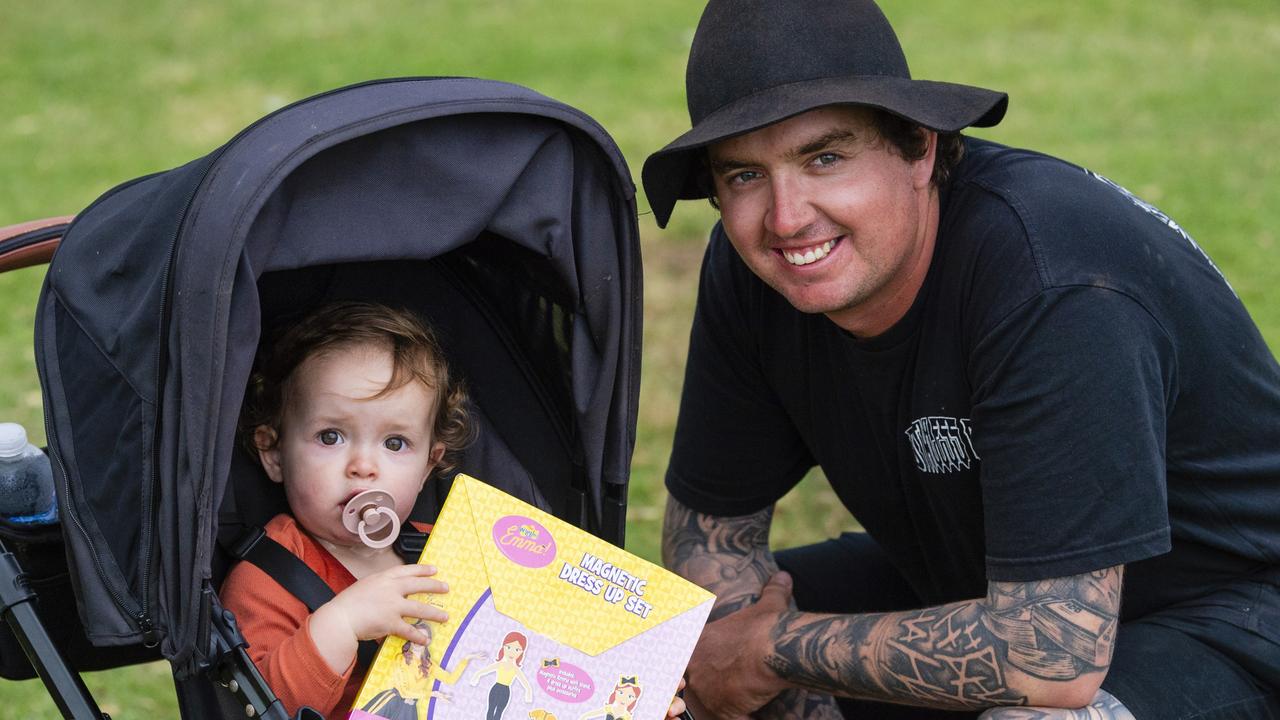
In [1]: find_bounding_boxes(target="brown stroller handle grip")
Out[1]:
[0,215,74,273]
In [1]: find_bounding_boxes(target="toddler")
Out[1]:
[222,301,470,718]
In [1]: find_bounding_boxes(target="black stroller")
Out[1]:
[0,77,643,719]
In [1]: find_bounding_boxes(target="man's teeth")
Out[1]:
[783,240,835,266]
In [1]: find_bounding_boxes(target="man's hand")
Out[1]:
[667,677,690,718]
[685,571,796,719]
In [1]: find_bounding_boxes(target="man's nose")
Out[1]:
[764,176,815,239]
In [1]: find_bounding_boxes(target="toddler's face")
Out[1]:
[258,343,444,551]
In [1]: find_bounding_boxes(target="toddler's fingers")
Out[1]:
[400,598,448,624]
[385,563,439,579]
[393,619,432,645]
[404,563,439,576]
[403,576,450,596]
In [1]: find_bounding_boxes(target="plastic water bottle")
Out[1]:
[0,422,58,525]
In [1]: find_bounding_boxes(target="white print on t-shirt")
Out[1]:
[1085,169,1237,297]
[905,416,979,474]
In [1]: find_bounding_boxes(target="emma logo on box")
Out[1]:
[493,515,557,568]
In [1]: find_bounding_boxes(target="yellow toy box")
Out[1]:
[349,474,715,720]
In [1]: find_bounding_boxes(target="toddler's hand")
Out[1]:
[310,563,448,672]
[333,563,448,642]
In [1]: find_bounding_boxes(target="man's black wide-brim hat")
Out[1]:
[642,0,1008,228]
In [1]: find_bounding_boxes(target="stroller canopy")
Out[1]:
[35,78,641,673]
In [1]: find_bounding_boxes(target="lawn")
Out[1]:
[1,0,1277,716]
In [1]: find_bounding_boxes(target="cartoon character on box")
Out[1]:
[358,620,484,720]
[469,631,535,720]
[578,676,642,720]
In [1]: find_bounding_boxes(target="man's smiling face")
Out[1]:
[708,105,940,336]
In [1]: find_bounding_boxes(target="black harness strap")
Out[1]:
[230,527,379,669]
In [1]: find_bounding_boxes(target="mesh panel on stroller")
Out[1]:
[1,77,641,719]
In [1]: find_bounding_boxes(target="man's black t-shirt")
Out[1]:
[666,138,1280,617]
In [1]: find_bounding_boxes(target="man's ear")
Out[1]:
[254,426,284,484]
[912,128,939,190]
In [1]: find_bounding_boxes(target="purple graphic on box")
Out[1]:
[492,515,557,568]
[419,592,708,719]
[536,659,594,702]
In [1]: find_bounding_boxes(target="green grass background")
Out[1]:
[1,0,1276,715]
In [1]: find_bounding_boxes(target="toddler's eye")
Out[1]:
[384,437,406,452]
[318,430,341,446]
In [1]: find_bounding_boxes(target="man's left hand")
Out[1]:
[685,571,796,719]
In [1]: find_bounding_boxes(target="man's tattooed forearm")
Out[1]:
[765,605,1027,707]
[662,496,777,617]
[662,496,773,561]
[763,567,1123,710]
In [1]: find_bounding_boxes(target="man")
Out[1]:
[641,1,1280,718]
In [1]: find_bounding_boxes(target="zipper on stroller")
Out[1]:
[39,374,158,648]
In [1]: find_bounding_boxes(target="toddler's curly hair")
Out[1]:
[241,301,472,475]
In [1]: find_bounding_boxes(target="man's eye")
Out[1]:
[384,437,406,452]
[318,430,341,446]
[813,152,841,167]
[729,170,762,186]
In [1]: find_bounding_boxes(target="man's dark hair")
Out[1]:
[871,110,964,186]
[699,108,965,210]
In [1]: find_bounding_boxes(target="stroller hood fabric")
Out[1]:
[34,78,641,672]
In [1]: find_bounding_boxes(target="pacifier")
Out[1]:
[341,489,400,549]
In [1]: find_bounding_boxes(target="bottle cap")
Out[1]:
[0,423,29,458]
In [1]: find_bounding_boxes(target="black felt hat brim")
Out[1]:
[642,75,1008,228]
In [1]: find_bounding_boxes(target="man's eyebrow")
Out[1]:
[708,128,865,174]
[787,129,862,160]
[707,155,753,175]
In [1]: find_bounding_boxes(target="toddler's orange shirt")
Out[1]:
[221,513,360,719]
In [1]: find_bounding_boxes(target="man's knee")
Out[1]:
[977,688,1136,719]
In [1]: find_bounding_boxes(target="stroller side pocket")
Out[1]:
[37,292,161,649]
[0,519,160,678]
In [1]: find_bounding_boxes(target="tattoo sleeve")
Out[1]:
[765,566,1123,710]
[662,496,844,719]
[661,495,779,618]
